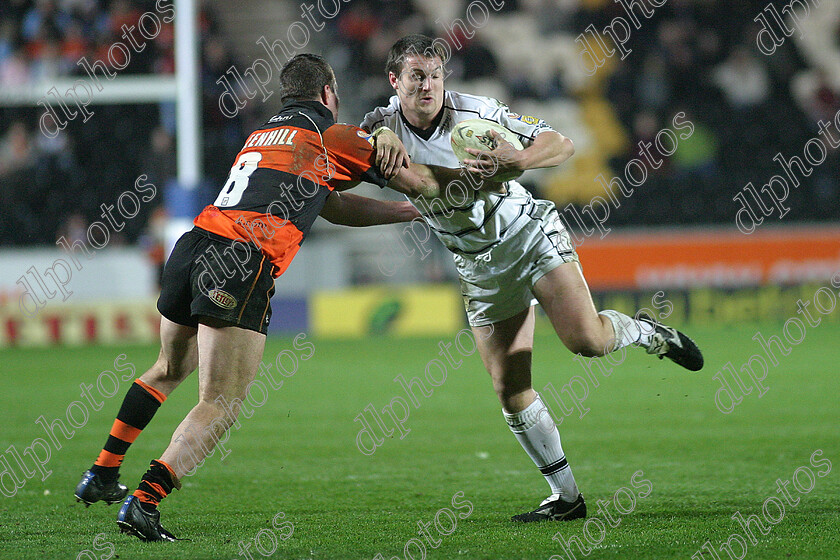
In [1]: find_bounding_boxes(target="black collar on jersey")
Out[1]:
[279,99,335,125]
[399,101,445,141]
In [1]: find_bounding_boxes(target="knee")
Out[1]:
[144,358,168,382]
[147,353,193,384]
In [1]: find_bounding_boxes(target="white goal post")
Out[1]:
[0,0,202,250]
[0,0,200,193]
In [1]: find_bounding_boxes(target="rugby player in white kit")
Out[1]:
[362,35,703,522]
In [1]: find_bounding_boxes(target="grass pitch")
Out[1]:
[1,321,838,559]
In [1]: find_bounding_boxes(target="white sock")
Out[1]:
[599,309,654,350]
[503,393,579,502]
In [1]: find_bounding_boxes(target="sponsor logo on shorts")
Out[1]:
[208,289,237,309]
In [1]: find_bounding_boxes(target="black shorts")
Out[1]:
[157,227,276,334]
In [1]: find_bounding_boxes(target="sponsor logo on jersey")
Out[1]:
[513,114,540,125]
[268,114,292,123]
[207,289,237,310]
[357,129,375,147]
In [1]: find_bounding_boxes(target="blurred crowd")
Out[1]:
[0,0,838,248]
[598,1,840,226]
[0,0,248,247]
[323,0,840,227]
[0,0,175,86]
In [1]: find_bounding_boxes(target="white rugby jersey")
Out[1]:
[361,91,555,255]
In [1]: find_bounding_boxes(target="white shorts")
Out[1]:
[453,199,579,327]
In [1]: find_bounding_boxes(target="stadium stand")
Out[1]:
[1,0,838,251]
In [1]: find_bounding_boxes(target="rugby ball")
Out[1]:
[450,118,524,182]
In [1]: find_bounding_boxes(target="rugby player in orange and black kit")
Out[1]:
[74,54,500,542]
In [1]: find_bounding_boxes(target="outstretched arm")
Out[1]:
[463,130,574,177]
[365,128,504,199]
[319,190,420,226]
[388,163,506,200]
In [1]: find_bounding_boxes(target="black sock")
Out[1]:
[134,459,180,511]
[91,380,166,482]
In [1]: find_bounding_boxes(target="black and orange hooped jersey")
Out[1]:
[194,100,387,277]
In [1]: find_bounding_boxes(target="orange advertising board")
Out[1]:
[576,226,840,290]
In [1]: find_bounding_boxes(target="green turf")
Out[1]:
[1,320,838,559]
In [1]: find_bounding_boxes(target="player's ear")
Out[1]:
[388,72,399,90]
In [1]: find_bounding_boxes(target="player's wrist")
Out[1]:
[400,201,419,222]
[509,148,532,171]
[505,146,528,171]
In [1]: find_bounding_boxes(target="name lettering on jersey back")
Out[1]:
[244,127,298,149]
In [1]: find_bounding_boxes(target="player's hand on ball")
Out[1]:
[373,128,410,179]
[462,129,523,179]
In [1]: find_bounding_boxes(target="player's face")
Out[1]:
[390,55,444,126]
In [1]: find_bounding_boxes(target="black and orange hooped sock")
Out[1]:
[133,459,180,511]
[90,380,166,482]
